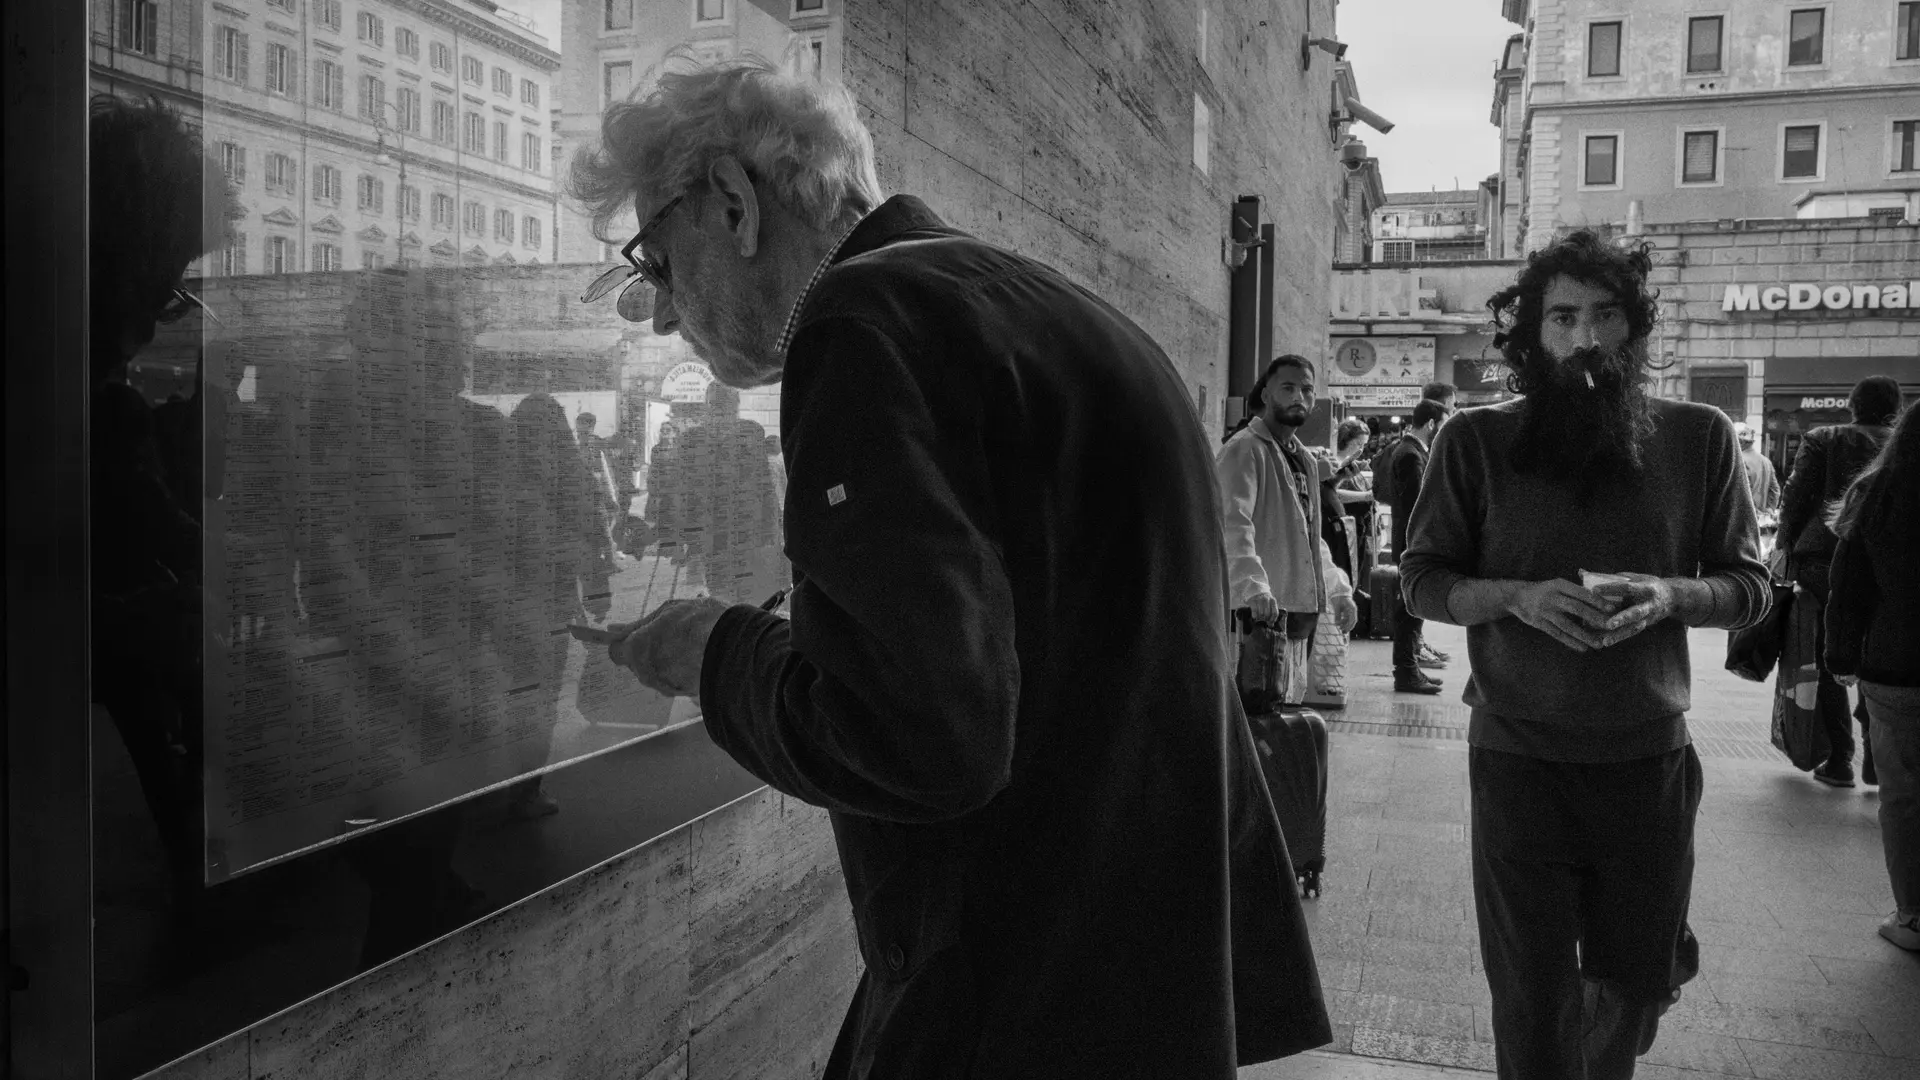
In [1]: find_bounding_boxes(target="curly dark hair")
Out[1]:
[1487,229,1664,395]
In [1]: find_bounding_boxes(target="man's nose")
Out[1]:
[653,290,679,337]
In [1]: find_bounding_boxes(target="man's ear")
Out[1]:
[705,156,760,258]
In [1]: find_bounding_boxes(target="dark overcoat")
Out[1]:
[699,196,1331,1079]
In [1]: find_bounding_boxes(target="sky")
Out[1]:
[502,0,1516,197]
[1334,0,1520,195]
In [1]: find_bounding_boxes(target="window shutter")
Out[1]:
[265,43,279,90]
[237,32,249,85]
[214,26,227,75]
[292,49,302,99]
[331,65,344,110]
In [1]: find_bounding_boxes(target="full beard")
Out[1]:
[1509,342,1656,502]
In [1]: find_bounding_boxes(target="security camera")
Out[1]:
[1345,99,1396,134]
[1309,36,1348,59]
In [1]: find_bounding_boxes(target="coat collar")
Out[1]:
[831,195,955,265]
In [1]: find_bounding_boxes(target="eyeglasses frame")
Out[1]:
[580,194,685,304]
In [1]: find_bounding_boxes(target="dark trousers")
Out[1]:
[1470,744,1703,1080]
[1391,590,1423,673]
[1793,562,1857,766]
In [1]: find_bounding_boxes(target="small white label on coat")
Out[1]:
[827,484,847,506]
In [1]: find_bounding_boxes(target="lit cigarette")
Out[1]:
[1585,370,1596,389]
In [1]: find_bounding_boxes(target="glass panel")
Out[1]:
[1901,3,1919,60]
[1588,21,1621,76]
[1783,125,1820,176]
[90,1,846,1076]
[1586,135,1617,185]
[1896,121,1918,172]
[1789,8,1824,65]
[1687,16,1721,72]
[606,0,632,30]
[1683,131,1717,182]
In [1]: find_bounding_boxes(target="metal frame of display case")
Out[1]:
[7,1,95,1076]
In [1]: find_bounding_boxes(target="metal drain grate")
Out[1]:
[1329,721,1467,740]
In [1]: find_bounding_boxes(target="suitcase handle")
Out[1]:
[1234,606,1281,631]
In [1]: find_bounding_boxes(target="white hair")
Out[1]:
[569,51,883,243]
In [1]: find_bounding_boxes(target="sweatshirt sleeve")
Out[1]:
[1823,532,1869,678]
[697,315,1019,824]
[1693,410,1771,631]
[1398,417,1479,625]
[1215,437,1273,606]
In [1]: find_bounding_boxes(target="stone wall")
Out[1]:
[845,0,1343,427]
[144,788,854,1080]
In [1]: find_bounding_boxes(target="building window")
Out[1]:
[494,209,515,243]
[606,0,632,30]
[316,0,341,32]
[521,78,540,106]
[358,173,385,212]
[1900,3,1920,60]
[464,201,485,236]
[357,11,384,47]
[432,192,455,228]
[1583,134,1619,187]
[1587,21,1622,77]
[221,231,248,276]
[358,75,386,120]
[219,141,246,186]
[492,67,512,95]
[215,26,249,83]
[315,58,344,110]
[788,34,825,78]
[604,61,633,105]
[493,120,510,163]
[1379,239,1414,262]
[396,27,419,60]
[314,163,342,204]
[464,112,485,154]
[362,251,386,270]
[1781,123,1823,179]
[1686,16,1722,73]
[431,41,453,72]
[265,43,298,95]
[265,152,297,195]
[463,55,484,84]
[1192,94,1209,176]
[396,87,421,132]
[120,0,158,55]
[313,243,341,272]
[433,100,456,143]
[1788,8,1824,66]
[265,235,296,275]
[1894,119,1919,172]
[794,0,825,11]
[395,184,418,221]
[695,0,727,23]
[1681,129,1719,183]
[521,131,541,171]
[524,216,542,249]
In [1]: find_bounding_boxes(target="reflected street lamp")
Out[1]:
[371,102,407,268]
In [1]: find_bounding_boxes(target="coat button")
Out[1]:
[886,944,905,972]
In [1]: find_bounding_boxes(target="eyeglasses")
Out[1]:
[580,195,684,305]
[158,285,223,327]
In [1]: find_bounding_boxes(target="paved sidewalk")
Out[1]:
[1239,622,1920,1079]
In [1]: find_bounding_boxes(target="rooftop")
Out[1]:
[1384,190,1481,206]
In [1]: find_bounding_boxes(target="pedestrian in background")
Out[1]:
[1321,417,1374,599]
[1388,397,1453,695]
[1778,374,1901,788]
[574,54,1332,1078]
[1825,399,1920,952]
[1401,230,1769,1079]
[1734,421,1779,519]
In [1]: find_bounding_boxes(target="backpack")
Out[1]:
[1369,443,1395,506]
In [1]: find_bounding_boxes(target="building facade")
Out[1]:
[1498,0,1919,441]
[93,0,561,276]
[554,0,841,264]
[1370,188,1497,263]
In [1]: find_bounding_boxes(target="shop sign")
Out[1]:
[1796,395,1849,410]
[661,361,714,403]
[1327,385,1424,409]
[1328,336,1435,386]
[1722,282,1916,313]
[1331,269,1441,318]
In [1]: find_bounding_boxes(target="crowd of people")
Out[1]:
[91,52,1915,1080]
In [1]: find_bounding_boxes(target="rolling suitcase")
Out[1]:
[1247,707,1330,898]
[1368,563,1400,642]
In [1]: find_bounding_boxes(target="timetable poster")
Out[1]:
[200,269,724,883]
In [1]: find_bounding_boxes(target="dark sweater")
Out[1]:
[1400,398,1770,762]
[1825,483,1920,687]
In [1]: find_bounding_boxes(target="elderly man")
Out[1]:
[571,57,1328,1078]
[1399,230,1769,1079]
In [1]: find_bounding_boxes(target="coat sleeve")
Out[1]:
[1778,429,1826,553]
[1692,410,1772,631]
[1215,437,1273,606]
[697,316,1020,824]
[1822,532,1869,678]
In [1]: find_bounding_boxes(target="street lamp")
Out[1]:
[371,101,408,268]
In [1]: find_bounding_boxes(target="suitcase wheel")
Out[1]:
[1298,868,1322,900]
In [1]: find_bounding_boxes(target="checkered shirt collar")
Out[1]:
[774,214,867,361]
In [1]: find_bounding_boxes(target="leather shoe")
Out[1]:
[1394,671,1443,695]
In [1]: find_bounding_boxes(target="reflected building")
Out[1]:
[552,0,840,262]
[91,0,561,276]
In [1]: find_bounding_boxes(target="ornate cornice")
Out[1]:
[384,0,560,72]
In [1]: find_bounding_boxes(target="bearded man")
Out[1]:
[1398,230,1769,1079]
